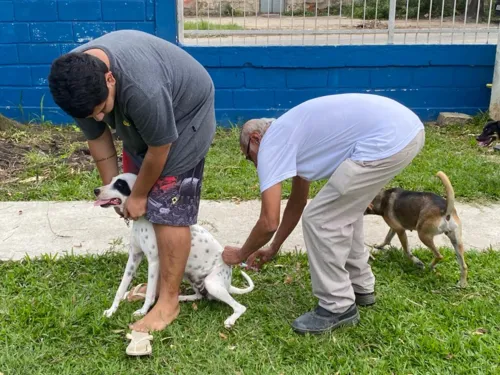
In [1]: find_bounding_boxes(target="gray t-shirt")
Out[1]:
[71,30,216,176]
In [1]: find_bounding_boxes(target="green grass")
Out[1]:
[2,118,500,203]
[184,20,244,30]
[1,249,499,374]
[282,0,489,20]
[203,120,500,203]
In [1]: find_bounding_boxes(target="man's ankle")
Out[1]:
[156,291,180,304]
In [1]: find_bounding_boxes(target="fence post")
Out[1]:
[177,0,184,44]
[156,0,179,44]
[388,0,397,44]
[489,33,500,120]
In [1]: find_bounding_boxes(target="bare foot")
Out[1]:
[129,301,180,332]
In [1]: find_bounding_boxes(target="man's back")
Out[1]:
[257,94,424,192]
[74,30,213,118]
[72,30,215,176]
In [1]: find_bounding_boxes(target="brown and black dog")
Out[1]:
[365,171,468,288]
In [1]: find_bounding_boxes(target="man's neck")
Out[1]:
[84,48,111,69]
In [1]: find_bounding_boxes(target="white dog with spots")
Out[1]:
[94,173,255,328]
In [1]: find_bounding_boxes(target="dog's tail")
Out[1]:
[436,171,455,217]
[229,271,255,295]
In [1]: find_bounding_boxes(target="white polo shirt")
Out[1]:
[257,93,424,193]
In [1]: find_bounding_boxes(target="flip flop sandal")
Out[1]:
[122,283,147,302]
[126,330,153,356]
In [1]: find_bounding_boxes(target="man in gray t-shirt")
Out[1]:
[48,30,216,333]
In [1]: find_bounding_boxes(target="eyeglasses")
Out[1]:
[245,140,251,161]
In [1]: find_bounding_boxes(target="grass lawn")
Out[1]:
[0,248,499,374]
[184,20,244,30]
[1,116,500,203]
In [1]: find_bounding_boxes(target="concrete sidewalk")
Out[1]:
[1,200,499,261]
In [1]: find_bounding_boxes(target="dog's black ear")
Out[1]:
[113,178,132,196]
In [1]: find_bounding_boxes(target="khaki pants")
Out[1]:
[302,130,425,313]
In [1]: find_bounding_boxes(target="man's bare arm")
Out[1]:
[87,127,119,184]
[131,144,171,199]
[269,176,310,251]
[235,183,282,260]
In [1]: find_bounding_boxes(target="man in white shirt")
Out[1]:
[222,93,425,335]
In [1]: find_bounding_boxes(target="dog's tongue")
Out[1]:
[94,198,116,206]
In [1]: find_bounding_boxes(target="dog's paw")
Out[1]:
[458,280,468,289]
[414,261,425,269]
[103,308,115,318]
[429,262,439,271]
[132,309,146,317]
[411,257,425,269]
[224,319,235,329]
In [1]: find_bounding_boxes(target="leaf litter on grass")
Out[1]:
[0,122,91,180]
[0,121,123,200]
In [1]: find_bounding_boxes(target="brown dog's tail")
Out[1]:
[436,171,455,217]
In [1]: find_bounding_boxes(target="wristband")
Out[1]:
[94,152,117,163]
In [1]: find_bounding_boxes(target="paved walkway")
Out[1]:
[1,200,499,261]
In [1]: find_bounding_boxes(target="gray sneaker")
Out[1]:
[291,304,360,335]
[355,292,376,307]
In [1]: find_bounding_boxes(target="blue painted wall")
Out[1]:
[187,45,495,124]
[0,0,495,125]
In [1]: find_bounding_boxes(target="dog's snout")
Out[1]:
[94,188,100,196]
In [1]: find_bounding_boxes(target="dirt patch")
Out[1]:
[0,114,19,131]
[0,120,122,183]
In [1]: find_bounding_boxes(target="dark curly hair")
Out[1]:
[48,52,110,118]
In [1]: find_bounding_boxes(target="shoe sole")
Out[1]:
[355,294,376,307]
[292,310,361,335]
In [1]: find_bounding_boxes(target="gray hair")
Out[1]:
[240,118,276,146]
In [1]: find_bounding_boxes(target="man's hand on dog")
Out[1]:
[123,195,148,220]
[222,245,278,270]
[246,246,278,270]
[222,246,245,266]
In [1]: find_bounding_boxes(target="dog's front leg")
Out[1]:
[375,228,396,249]
[398,230,425,268]
[104,250,143,318]
[133,256,159,317]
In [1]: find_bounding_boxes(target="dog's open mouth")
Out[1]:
[477,137,495,147]
[94,198,122,207]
